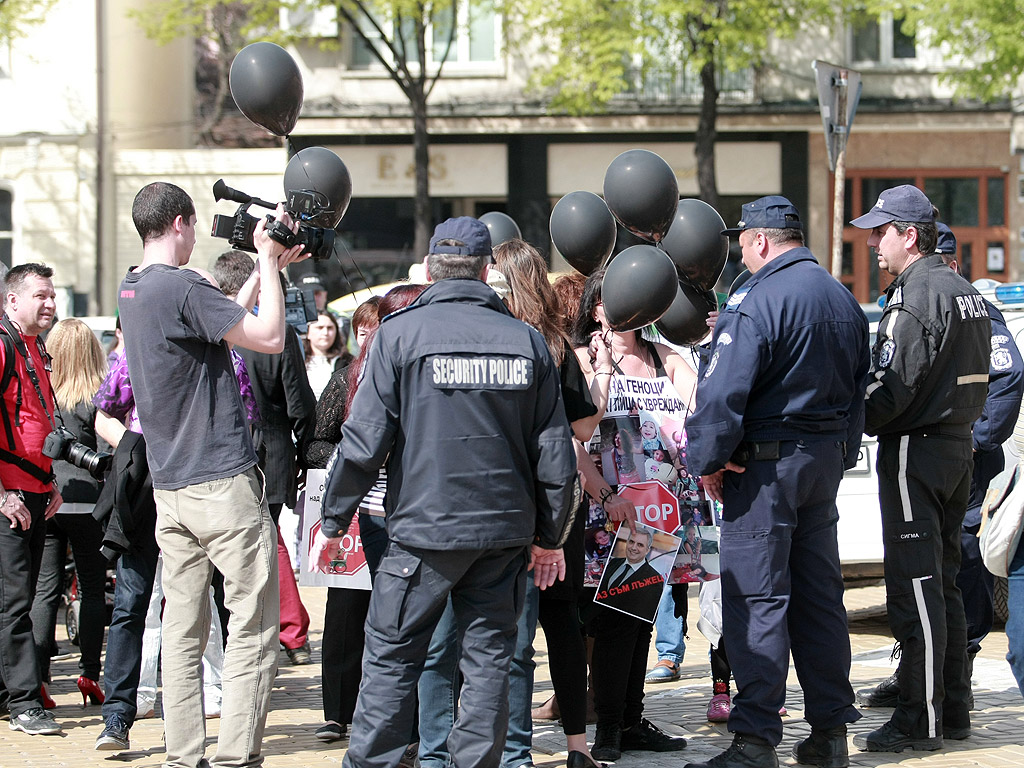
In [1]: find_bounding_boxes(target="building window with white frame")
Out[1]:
[850,9,916,65]
[348,0,500,73]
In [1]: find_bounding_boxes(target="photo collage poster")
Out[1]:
[593,522,682,623]
[583,372,712,587]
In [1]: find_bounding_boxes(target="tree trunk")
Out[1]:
[411,86,431,259]
[695,57,720,212]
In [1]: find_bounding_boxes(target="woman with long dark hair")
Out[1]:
[571,267,697,761]
[493,239,621,768]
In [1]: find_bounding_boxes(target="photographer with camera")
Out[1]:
[29,319,112,713]
[0,263,63,736]
[115,182,305,768]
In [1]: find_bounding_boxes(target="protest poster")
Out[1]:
[298,468,372,590]
[593,522,681,623]
[668,524,721,584]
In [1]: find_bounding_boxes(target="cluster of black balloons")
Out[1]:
[550,150,729,345]
[229,42,353,233]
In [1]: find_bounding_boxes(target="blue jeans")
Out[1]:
[417,600,461,768]
[654,582,685,664]
[1006,540,1024,699]
[102,531,160,725]
[503,580,540,768]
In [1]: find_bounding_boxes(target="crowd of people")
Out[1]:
[0,180,1023,768]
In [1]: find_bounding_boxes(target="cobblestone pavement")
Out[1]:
[4,582,1023,768]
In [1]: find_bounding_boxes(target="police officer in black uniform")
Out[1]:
[857,221,1024,709]
[850,186,991,753]
[309,217,577,768]
[685,196,869,768]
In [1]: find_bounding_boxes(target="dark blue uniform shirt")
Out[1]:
[686,246,870,476]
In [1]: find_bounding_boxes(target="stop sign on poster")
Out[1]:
[617,480,680,533]
[307,514,368,578]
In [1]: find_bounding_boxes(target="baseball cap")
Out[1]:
[850,184,935,229]
[429,217,492,256]
[934,222,957,255]
[722,196,803,237]
[300,274,327,293]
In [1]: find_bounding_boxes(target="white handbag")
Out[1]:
[979,463,1024,578]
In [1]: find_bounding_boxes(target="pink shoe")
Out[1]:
[707,693,731,722]
[779,705,788,717]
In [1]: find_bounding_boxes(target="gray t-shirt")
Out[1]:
[117,264,256,490]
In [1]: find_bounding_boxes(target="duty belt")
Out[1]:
[731,440,781,463]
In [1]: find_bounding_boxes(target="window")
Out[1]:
[0,187,12,269]
[851,11,916,65]
[841,171,1009,301]
[350,0,499,72]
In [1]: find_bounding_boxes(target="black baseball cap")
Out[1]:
[850,185,935,229]
[722,196,803,237]
[934,222,957,255]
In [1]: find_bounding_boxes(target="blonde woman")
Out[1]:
[30,319,111,708]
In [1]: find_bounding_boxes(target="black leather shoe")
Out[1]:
[566,750,606,768]
[592,724,622,762]
[942,723,971,740]
[855,672,899,707]
[684,734,778,768]
[620,717,687,752]
[860,720,942,752]
[792,725,848,768]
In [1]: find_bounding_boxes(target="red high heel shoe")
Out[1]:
[40,684,56,710]
[77,676,105,706]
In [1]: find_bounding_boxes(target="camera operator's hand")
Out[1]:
[1,491,32,530]
[254,205,307,270]
[44,489,63,520]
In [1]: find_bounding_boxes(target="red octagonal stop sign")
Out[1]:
[617,480,680,533]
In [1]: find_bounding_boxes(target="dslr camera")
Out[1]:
[43,427,113,480]
[210,179,335,261]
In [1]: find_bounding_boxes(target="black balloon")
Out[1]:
[661,199,729,292]
[602,150,678,243]
[729,268,752,296]
[479,212,522,247]
[284,147,352,228]
[549,191,617,275]
[230,42,304,137]
[601,245,677,331]
[656,282,718,346]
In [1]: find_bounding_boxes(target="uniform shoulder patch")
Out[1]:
[878,338,897,369]
[992,348,1014,372]
[992,334,1010,348]
[725,288,749,310]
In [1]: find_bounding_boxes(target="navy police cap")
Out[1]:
[722,195,803,237]
[429,217,492,257]
[934,222,956,255]
[850,184,935,229]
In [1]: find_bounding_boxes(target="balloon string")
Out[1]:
[332,238,374,297]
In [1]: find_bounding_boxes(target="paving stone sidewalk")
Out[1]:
[4,583,1023,768]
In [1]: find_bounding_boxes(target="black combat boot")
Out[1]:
[792,725,848,768]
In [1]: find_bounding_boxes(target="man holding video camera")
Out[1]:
[116,182,306,768]
[0,263,64,736]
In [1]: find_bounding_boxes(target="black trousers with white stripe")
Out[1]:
[877,433,973,739]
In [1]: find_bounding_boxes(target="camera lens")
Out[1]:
[65,441,113,479]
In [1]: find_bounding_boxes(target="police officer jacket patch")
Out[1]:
[993,348,1013,371]
[878,338,896,369]
[429,355,533,389]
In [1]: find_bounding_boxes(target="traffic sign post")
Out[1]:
[814,61,862,281]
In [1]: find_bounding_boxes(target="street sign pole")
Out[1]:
[831,71,849,280]
[814,61,862,282]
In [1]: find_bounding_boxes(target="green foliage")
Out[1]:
[127,0,289,47]
[0,0,59,41]
[894,0,1024,101]
[504,0,837,115]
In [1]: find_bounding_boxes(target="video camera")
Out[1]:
[285,286,319,333]
[210,179,336,261]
